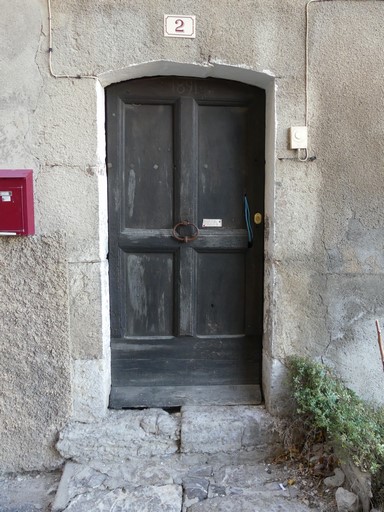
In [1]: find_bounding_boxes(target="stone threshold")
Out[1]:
[56,406,282,463]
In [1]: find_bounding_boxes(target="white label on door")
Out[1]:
[164,15,196,38]
[202,219,222,227]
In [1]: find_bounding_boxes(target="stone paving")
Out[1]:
[0,406,333,511]
[52,457,315,511]
[0,470,61,512]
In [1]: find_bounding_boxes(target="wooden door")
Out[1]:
[107,77,265,408]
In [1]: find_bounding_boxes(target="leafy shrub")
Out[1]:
[288,356,384,474]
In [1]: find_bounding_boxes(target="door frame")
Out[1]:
[97,60,278,413]
[106,76,266,407]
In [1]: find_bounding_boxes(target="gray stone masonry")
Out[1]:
[52,459,316,512]
[51,406,328,511]
[181,405,281,454]
[0,470,61,512]
[56,409,180,462]
[335,487,361,512]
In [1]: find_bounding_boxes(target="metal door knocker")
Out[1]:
[172,220,199,243]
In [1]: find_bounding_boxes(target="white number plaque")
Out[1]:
[164,15,196,38]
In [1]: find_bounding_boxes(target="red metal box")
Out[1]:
[0,170,35,236]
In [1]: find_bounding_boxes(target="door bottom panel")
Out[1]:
[110,336,261,408]
[110,384,262,408]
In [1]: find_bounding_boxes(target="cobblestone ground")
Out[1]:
[0,470,61,512]
[0,407,338,511]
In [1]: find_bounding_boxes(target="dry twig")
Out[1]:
[375,320,384,372]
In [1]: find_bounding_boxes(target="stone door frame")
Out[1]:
[77,60,282,422]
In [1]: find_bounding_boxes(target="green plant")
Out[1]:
[288,356,384,475]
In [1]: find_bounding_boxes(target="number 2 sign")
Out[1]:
[164,15,196,38]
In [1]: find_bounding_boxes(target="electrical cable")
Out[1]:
[244,195,254,248]
[298,148,309,162]
[47,0,97,80]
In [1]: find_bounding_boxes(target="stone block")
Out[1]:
[0,0,42,170]
[32,78,101,168]
[56,409,180,463]
[326,218,384,274]
[335,487,361,512]
[52,450,320,512]
[69,261,109,360]
[182,476,209,501]
[262,352,293,416]
[324,468,345,488]
[71,359,110,422]
[187,493,313,511]
[181,406,281,455]
[53,461,181,510]
[35,165,107,263]
[323,274,384,405]
[213,465,272,489]
[273,158,325,267]
[341,460,372,512]
[56,485,182,512]
[271,267,329,361]
[0,470,61,512]
[49,1,303,80]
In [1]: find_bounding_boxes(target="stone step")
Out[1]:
[56,406,282,464]
[186,494,314,512]
[56,409,181,463]
[181,406,281,454]
[53,406,318,512]
[0,471,61,512]
[52,457,308,512]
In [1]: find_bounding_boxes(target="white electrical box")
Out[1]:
[290,126,308,149]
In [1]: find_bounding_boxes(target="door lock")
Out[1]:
[0,191,12,202]
[254,213,263,225]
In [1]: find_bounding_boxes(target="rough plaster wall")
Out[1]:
[0,0,42,170]
[50,0,304,79]
[0,0,72,472]
[0,235,71,471]
[309,2,384,400]
[0,0,107,471]
[2,0,384,470]
[268,2,384,405]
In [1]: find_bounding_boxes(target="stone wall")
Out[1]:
[1,0,384,470]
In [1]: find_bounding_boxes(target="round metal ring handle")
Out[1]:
[172,220,199,243]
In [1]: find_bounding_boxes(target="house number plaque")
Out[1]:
[164,15,196,38]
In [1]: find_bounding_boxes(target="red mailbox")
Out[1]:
[0,170,35,236]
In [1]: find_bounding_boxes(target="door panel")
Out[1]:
[123,104,174,229]
[123,253,174,337]
[198,106,247,228]
[196,252,245,336]
[107,76,265,408]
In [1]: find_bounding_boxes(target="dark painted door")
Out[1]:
[107,77,265,408]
